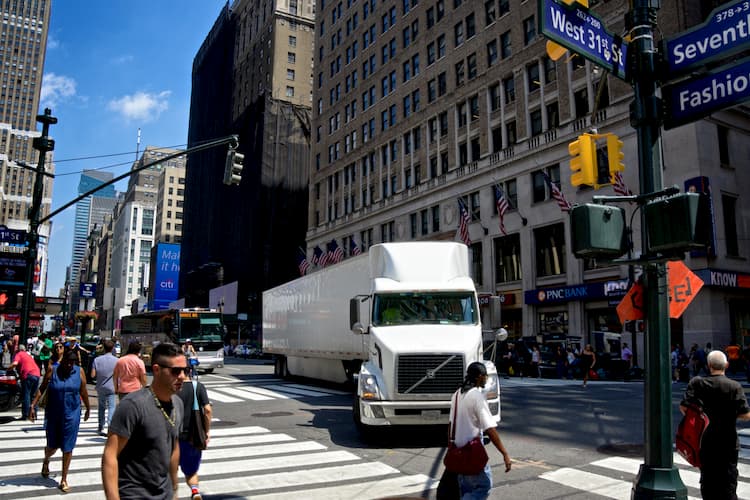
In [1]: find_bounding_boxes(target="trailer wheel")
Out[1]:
[353,396,377,442]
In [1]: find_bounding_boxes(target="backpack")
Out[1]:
[675,403,709,467]
[31,339,43,357]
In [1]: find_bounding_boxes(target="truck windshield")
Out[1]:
[372,292,478,326]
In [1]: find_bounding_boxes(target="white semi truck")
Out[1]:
[262,241,505,434]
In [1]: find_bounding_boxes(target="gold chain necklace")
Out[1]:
[149,387,175,427]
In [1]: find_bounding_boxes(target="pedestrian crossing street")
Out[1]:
[540,452,750,499]
[200,376,350,404]
[0,416,438,499]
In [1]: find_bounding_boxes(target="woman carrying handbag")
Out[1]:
[442,362,512,499]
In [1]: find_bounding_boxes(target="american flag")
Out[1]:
[350,238,362,256]
[494,185,509,236]
[613,171,634,197]
[296,250,310,276]
[311,246,324,266]
[457,198,472,246]
[542,172,572,212]
[327,239,344,264]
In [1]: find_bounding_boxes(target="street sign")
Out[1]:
[616,282,645,323]
[662,56,750,129]
[538,0,628,80]
[667,261,704,318]
[0,225,26,244]
[79,282,96,298]
[663,0,750,75]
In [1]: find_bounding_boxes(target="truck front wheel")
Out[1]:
[353,396,377,442]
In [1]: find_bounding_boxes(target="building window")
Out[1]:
[489,83,501,111]
[722,194,739,256]
[470,191,481,221]
[523,16,536,45]
[288,52,296,63]
[410,213,418,238]
[531,164,561,203]
[289,36,297,46]
[471,242,483,286]
[487,39,498,66]
[544,56,556,83]
[535,223,566,277]
[503,76,515,104]
[485,0,497,25]
[500,30,511,59]
[506,120,516,146]
[421,209,429,235]
[454,22,464,47]
[467,53,477,79]
[530,108,542,136]
[527,62,540,92]
[499,0,509,15]
[286,86,295,97]
[494,233,521,282]
[466,13,476,38]
[718,125,730,166]
[574,88,589,118]
[546,101,559,129]
[432,205,441,232]
[455,60,465,86]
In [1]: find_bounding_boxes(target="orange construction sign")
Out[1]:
[667,260,704,319]
[617,282,645,324]
[616,261,704,324]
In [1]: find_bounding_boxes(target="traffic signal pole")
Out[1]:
[629,0,687,497]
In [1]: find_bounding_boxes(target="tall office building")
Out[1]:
[181,0,314,333]
[69,170,115,312]
[309,0,750,351]
[0,0,53,296]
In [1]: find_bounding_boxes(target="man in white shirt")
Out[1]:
[449,362,512,499]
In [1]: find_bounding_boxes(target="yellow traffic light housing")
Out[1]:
[569,134,596,187]
[607,134,625,180]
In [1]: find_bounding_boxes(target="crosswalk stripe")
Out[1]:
[285,383,350,395]
[240,385,293,399]
[191,461,399,496]
[591,456,750,498]
[210,386,274,401]
[206,388,243,403]
[249,474,438,500]
[540,467,634,499]
[263,384,335,397]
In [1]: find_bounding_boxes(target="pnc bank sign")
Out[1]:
[524,280,627,305]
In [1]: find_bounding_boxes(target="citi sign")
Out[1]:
[160,279,176,290]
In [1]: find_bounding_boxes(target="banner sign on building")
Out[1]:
[0,252,26,287]
[695,268,750,288]
[151,243,180,311]
[525,279,629,305]
[79,282,96,298]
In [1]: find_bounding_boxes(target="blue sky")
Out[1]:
[41,1,227,295]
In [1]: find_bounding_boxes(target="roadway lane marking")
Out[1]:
[187,462,399,497]
[210,386,274,401]
[540,467,633,499]
[237,385,292,399]
[263,384,337,397]
[249,474,439,500]
[206,389,243,403]
[285,383,350,395]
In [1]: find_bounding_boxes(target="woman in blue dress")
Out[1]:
[30,349,90,493]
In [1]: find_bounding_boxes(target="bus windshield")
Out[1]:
[177,312,224,342]
[372,292,478,326]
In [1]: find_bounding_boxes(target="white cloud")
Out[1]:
[40,73,77,108]
[112,54,134,65]
[46,34,59,50]
[107,91,170,122]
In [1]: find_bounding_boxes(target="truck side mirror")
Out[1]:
[488,296,502,329]
[349,298,360,329]
[351,322,366,335]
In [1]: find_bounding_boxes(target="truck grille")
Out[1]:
[396,354,464,395]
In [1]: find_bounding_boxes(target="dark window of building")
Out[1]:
[471,242,483,285]
[530,109,542,136]
[506,120,516,146]
[527,62,540,92]
[500,30,511,59]
[494,233,522,282]
[523,16,536,45]
[574,88,589,118]
[546,101,559,129]
[544,56,556,83]
[432,205,441,232]
[485,0,496,25]
[535,223,566,277]
[723,194,739,256]
[503,76,515,104]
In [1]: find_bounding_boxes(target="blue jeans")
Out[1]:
[97,392,116,431]
[459,462,493,500]
[21,375,39,419]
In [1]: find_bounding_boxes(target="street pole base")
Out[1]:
[632,465,688,499]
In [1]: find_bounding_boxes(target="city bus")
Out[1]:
[120,308,225,372]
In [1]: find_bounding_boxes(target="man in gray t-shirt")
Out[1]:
[91,340,119,434]
[102,343,187,500]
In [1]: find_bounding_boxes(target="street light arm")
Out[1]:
[40,134,239,225]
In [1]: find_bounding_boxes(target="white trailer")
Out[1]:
[262,242,504,433]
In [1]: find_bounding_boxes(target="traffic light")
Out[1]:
[569,134,596,187]
[594,135,611,188]
[223,149,244,186]
[0,290,18,310]
[607,134,625,181]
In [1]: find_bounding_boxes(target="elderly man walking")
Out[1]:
[681,350,750,499]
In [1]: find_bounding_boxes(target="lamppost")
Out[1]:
[20,108,56,346]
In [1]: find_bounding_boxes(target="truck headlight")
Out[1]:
[360,374,382,401]
[483,374,499,400]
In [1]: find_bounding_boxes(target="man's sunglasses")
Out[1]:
[157,364,190,376]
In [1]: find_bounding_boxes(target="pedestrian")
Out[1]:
[530,345,541,378]
[1,341,11,368]
[681,350,750,499]
[621,343,633,368]
[580,344,596,387]
[91,339,118,436]
[38,333,54,375]
[6,344,41,420]
[102,342,188,499]
[113,341,147,400]
[555,345,567,379]
[182,339,197,358]
[448,362,512,499]
[29,350,91,493]
[177,372,212,500]
[566,347,577,379]
[726,343,741,374]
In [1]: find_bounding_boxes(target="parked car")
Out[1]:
[0,368,20,412]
